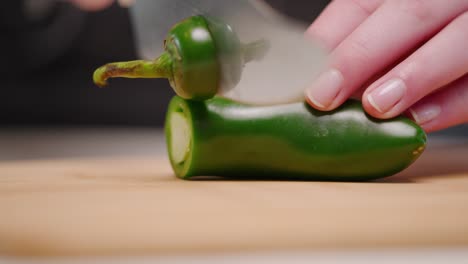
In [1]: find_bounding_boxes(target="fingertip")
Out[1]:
[362,92,382,118]
[361,92,397,120]
[304,68,345,111]
[305,90,327,110]
[408,102,443,132]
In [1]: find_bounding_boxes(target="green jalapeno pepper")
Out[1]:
[165,96,426,181]
[93,15,268,100]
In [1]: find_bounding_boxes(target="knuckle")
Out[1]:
[399,0,435,23]
[332,32,376,75]
[334,38,373,76]
[347,36,374,64]
[348,0,378,15]
[399,59,424,85]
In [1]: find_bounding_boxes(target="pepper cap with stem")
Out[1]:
[92,15,270,100]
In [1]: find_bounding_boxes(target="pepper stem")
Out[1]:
[242,39,270,64]
[93,52,172,87]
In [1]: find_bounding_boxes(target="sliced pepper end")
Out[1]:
[169,111,191,165]
[165,96,196,179]
[92,52,173,88]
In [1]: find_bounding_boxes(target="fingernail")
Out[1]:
[305,68,344,109]
[410,103,441,125]
[367,78,406,113]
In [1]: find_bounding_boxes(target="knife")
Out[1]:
[127,0,328,105]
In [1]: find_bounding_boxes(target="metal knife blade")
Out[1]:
[128,0,327,105]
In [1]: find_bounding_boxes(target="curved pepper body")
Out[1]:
[165,96,426,181]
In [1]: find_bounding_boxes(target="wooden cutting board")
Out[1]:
[1,141,468,256]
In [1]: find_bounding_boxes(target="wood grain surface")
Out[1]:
[1,139,467,256]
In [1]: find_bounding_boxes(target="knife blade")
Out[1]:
[128,0,327,105]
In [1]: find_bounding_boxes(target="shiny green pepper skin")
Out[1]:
[164,16,220,99]
[165,96,426,181]
[93,16,267,100]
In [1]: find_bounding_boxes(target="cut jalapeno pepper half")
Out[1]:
[165,96,426,181]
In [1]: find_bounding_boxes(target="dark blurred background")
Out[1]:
[0,0,466,135]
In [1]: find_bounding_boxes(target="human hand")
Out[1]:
[68,0,114,11]
[305,0,468,132]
